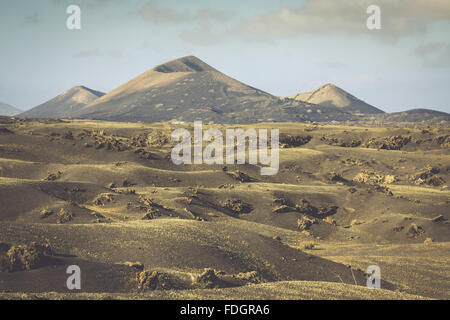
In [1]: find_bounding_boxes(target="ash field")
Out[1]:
[0,115,448,300]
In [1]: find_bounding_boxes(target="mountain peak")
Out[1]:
[0,101,22,116]
[313,83,358,103]
[289,83,384,114]
[317,83,346,93]
[19,86,104,119]
[321,83,338,89]
[153,55,216,73]
[72,85,90,92]
[68,85,105,98]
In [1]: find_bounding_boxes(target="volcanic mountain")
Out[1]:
[289,83,384,114]
[72,56,352,123]
[0,102,22,116]
[20,86,105,119]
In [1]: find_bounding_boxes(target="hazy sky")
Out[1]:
[1,0,450,113]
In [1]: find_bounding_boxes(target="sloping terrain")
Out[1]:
[0,102,21,116]
[289,83,384,114]
[0,281,427,300]
[19,86,105,119]
[70,56,356,123]
[317,242,450,299]
[359,109,450,125]
[0,117,448,299]
[15,57,448,124]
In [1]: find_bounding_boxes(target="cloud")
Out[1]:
[73,49,124,58]
[53,0,113,8]
[24,13,41,25]
[415,42,450,68]
[321,61,348,69]
[139,1,235,45]
[140,1,234,24]
[233,0,450,42]
[180,27,231,46]
[74,49,102,58]
[109,50,124,58]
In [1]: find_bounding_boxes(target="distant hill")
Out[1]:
[361,108,449,124]
[71,56,355,123]
[16,57,447,124]
[19,86,104,119]
[289,83,384,114]
[0,102,22,116]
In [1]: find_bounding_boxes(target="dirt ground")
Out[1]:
[0,117,448,299]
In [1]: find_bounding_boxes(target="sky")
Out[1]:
[0,0,449,113]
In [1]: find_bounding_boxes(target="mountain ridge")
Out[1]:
[16,56,449,123]
[19,86,105,119]
[153,55,219,73]
[0,101,22,116]
[70,55,306,123]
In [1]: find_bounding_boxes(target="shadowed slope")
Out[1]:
[71,56,280,123]
[71,56,353,123]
